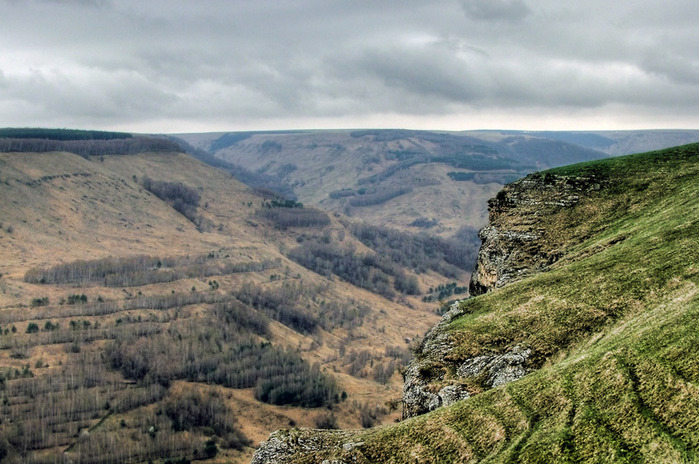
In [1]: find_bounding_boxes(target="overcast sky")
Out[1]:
[0,0,697,133]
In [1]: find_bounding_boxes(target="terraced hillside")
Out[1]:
[0,143,478,463]
[252,143,699,463]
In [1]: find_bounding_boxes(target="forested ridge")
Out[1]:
[0,128,133,140]
[0,128,180,157]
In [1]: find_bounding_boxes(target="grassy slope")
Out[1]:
[264,143,699,463]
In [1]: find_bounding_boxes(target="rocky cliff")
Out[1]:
[403,171,610,418]
[250,144,699,463]
[469,171,606,295]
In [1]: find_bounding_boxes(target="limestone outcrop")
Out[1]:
[401,302,533,418]
[404,171,607,419]
[470,172,604,295]
[250,429,360,464]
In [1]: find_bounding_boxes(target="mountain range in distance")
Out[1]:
[176,129,699,238]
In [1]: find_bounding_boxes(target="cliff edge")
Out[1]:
[468,171,608,296]
[403,170,610,418]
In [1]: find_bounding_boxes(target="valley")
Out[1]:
[0,135,475,463]
[1,130,698,464]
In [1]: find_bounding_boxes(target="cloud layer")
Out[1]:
[0,0,697,132]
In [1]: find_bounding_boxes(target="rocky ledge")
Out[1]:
[401,302,532,418]
[470,171,605,295]
[251,429,363,464]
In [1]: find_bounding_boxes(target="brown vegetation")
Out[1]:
[0,148,452,463]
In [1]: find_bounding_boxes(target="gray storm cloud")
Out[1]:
[0,0,697,132]
[459,0,531,21]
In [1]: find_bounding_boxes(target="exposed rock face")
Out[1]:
[401,303,532,418]
[251,429,356,464]
[468,225,543,295]
[456,345,531,387]
[470,172,603,295]
[403,172,607,419]
[402,302,471,418]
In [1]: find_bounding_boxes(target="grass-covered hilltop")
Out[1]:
[252,143,699,463]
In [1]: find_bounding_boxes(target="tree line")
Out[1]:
[24,254,279,286]
[0,128,133,140]
[348,186,413,207]
[231,282,319,334]
[287,241,404,299]
[255,207,330,229]
[141,176,201,224]
[0,136,181,157]
[350,222,479,279]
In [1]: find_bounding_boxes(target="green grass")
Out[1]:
[260,143,699,463]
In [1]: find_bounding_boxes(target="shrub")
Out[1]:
[314,412,338,430]
[30,297,49,307]
[26,323,39,334]
[255,207,330,229]
[66,294,88,305]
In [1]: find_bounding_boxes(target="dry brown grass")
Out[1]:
[0,149,449,463]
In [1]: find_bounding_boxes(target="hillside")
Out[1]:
[251,143,699,463]
[495,129,699,156]
[178,130,612,238]
[0,144,478,463]
[178,129,699,242]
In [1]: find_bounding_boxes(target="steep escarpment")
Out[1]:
[252,143,699,463]
[403,172,608,418]
[469,172,608,295]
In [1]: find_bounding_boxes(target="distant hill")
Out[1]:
[252,143,699,463]
[177,129,699,240]
[0,127,180,157]
[510,129,699,155]
[177,129,620,237]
